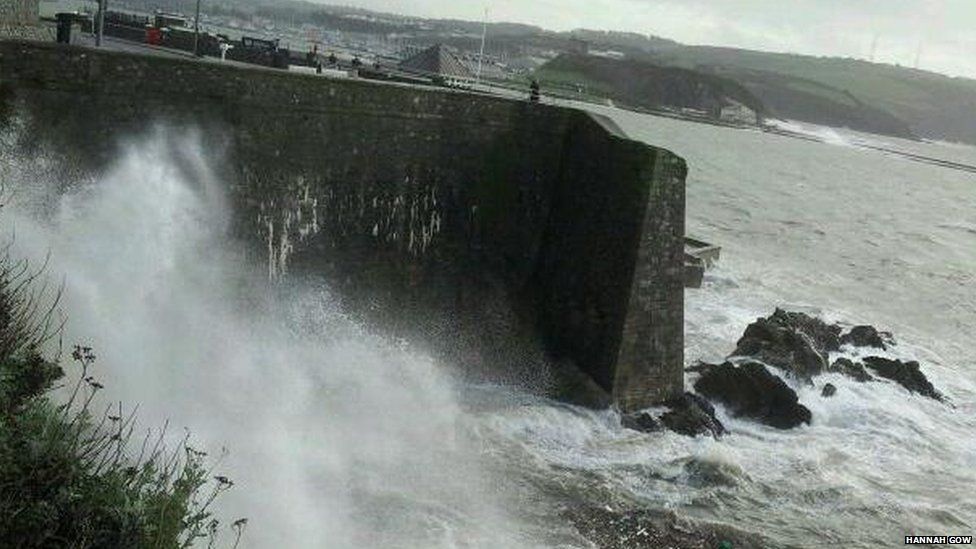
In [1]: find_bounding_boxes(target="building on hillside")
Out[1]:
[720,100,759,126]
[0,0,50,40]
[399,43,474,87]
[590,49,625,60]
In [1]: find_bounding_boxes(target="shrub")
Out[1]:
[0,228,243,547]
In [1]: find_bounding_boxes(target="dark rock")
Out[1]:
[773,309,843,353]
[660,392,726,438]
[694,361,812,429]
[731,308,840,381]
[821,383,837,398]
[829,358,874,382]
[841,325,888,350]
[863,356,944,402]
[621,412,662,433]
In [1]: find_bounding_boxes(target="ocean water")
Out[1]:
[1,106,974,548]
[542,105,976,546]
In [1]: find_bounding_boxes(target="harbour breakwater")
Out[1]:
[0,40,687,412]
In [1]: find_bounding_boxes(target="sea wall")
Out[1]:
[0,40,686,411]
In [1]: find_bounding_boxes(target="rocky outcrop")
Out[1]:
[841,325,889,350]
[680,310,950,434]
[731,309,839,382]
[660,393,726,438]
[729,311,944,403]
[693,362,812,429]
[862,357,944,402]
[621,411,662,433]
[775,310,843,353]
[642,311,947,435]
[829,358,873,382]
[620,393,724,438]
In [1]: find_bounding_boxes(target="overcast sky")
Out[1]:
[331,0,976,79]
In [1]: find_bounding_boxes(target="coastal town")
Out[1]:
[37,0,562,83]
[21,0,764,127]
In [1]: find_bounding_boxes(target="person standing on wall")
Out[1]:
[529,79,541,103]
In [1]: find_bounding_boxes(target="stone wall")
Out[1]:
[0,0,48,41]
[0,40,687,411]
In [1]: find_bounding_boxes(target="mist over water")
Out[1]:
[2,110,975,549]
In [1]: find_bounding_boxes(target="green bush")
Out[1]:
[0,237,244,547]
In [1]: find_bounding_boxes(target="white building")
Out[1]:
[399,43,476,87]
[720,100,759,126]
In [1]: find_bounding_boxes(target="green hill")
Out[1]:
[536,54,767,122]
[646,46,976,143]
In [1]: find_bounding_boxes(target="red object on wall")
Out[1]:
[145,27,162,45]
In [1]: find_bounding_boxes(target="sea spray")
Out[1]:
[0,127,544,548]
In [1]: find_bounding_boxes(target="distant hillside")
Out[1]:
[647,47,976,143]
[536,54,766,121]
[711,66,916,139]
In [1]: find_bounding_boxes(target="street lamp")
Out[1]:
[96,0,106,47]
[476,6,487,84]
[193,0,202,57]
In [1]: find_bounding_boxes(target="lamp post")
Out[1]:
[193,0,202,57]
[96,0,106,47]
[476,6,487,84]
